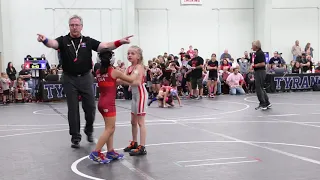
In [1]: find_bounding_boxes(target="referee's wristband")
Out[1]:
[42,38,49,45]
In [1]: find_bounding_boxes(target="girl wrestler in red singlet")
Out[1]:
[89,48,139,164]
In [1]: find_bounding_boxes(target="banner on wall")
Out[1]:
[180,0,202,5]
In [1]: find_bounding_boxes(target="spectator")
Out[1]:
[14,77,28,102]
[305,43,314,58]
[237,52,251,75]
[6,62,17,81]
[297,53,310,73]
[220,59,231,70]
[246,67,255,93]
[179,48,186,60]
[187,45,195,59]
[19,64,33,97]
[188,48,204,99]
[220,49,232,61]
[268,51,285,69]
[291,40,302,61]
[226,67,245,95]
[291,61,301,74]
[0,73,11,104]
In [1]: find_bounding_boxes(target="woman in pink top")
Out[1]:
[226,67,245,95]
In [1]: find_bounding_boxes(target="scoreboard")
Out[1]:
[24,57,47,70]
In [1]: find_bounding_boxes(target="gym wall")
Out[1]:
[270,0,320,63]
[135,0,254,61]
[1,0,320,71]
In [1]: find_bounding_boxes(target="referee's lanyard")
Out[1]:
[71,36,83,62]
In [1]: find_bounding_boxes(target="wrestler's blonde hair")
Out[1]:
[129,45,144,65]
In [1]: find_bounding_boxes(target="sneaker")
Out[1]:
[129,145,147,156]
[123,141,138,152]
[267,103,272,108]
[106,150,124,160]
[89,151,111,164]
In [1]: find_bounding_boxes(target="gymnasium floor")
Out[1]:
[1,92,320,180]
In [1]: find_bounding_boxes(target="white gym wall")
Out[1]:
[270,0,320,63]
[135,0,254,61]
[1,0,320,71]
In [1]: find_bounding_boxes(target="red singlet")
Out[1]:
[96,67,117,117]
[160,86,172,92]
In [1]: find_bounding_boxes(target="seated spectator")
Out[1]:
[315,62,320,73]
[220,59,231,70]
[291,62,301,74]
[226,67,245,95]
[269,51,286,69]
[300,55,312,73]
[19,65,33,96]
[14,77,28,102]
[246,67,255,93]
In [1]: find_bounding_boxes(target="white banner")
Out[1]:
[180,0,202,5]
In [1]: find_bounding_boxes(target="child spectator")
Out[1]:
[1,73,11,104]
[246,67,255,93]
[14,77,27,102]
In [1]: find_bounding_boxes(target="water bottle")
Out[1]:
[312,66,315,73]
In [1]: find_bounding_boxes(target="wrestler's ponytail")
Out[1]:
[98,48,114,74]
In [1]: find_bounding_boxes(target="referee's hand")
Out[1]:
[37,34,46,42]
[120,35,133,44]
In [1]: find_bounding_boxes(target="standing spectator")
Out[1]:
[188,49,204,99]
[6,62,17,81]
[179,48,186,60]
[252,40,271,110]
[237,52,251,75]
[305,43,314,58]
[36,14,132,148]
[291,40,302,61]
[220,49,232,61]
[1,73,11,104]
[187,45,195,59]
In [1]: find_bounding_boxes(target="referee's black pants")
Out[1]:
[254,70,270,107]
[62,72,96,142]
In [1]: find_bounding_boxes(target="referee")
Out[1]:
[37,15,132,148]
[251,40,271,110]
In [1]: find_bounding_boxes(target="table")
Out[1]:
[266,73,320,92]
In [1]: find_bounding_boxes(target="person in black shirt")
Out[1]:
[252,40,271,110]
[6,62,17,81]
[188,49,204,99]
[37,15,133,148]
[206,53,219,98]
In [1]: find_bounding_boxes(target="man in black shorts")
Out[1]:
[188,49,204,99]
[252,40,271,110]
[207,53,219,98]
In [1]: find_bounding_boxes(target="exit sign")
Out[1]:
[180,0,202,5]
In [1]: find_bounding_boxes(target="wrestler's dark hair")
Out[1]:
[98,48,114,74]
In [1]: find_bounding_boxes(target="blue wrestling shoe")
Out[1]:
[89,151,111,164]
[106,150,124,160]
[148,97,157,106]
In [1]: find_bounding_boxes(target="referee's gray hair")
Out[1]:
[252,40,261,49]
[69,15,83,25]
